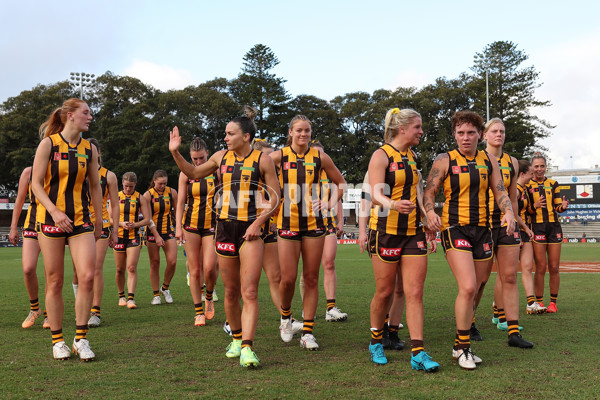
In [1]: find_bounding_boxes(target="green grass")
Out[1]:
[1,243,599,399]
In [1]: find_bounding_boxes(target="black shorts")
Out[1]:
[531,222,563,244]
[325,223,337,236]
[521,227,531,244]
[147,232,175,243]
[113,236,141,252]
[99,226,113,240]
[184,225,215,238]
[261,231,278,244]
[367,229,427,262]
[441,225,493,261]
[23,229,38,241]
[36,222,94,239]
[277,228,326,242]
[491,226,521,248]
[214,219,254,257]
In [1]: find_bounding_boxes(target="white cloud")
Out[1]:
[124,59,197,92]
[532,31,600,170]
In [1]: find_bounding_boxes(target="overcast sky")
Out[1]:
[1,0,599,171]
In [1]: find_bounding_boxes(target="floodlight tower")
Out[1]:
[70,72,96,99]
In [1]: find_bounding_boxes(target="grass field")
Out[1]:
[1,243,599,399]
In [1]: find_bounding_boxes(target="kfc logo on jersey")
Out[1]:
[42,225,64,234]
[279,230,298,237]
[452,166,461,174]
[390,163,399,172]
[380,247,402,257]
[283,162,298,170]
[216,242,235,252]
[54,153,61,161]
[455,239,472,248]
[535,235,546,241]
[221,165,234,174]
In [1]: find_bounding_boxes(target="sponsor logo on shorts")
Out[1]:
[23,230,37,238]
[483,243,490,251]
[147,235,155,241]
[279,230,298,237]
[417,241,425,249]
[42,225,64,234]
[514,232,520,239]
[455,239,472,248]
[380,247,402,257]
[114,244,125,249]
[131,240,138,245]
[535,235,546,241]
[557,233,562,239]
[216,242,235,252]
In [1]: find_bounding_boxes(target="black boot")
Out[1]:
[470,323,483,341]
[508,333,534,348]
[387,330,405,350]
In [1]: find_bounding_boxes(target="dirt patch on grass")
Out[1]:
[559,262,600,273]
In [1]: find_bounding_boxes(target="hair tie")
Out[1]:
[391,108,400,115]
[255,138,266,142]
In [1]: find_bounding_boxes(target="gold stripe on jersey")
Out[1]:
[488,153,515,228]
[441,149,493,231]
[36,133,93,227]
[319,169,336,228]
[149,186,173,235]
[118,191,141,239]
[517,183,530,225]
[217,149,263,222]
[526,178,563,223]
[24,175,37,231]
[183,174,217,230]
[277,146,323,232]
[369,144,422,236]
[89,167,110,228]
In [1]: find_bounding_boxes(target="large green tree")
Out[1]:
[229,44,290,142]
[0,81,74,193]
[470,41,553,158]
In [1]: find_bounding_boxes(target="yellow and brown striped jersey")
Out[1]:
[183,174,217,230]
[319,169,337,228]
[276,146,324,232]
[36,133,93,227]
[24,173,37,231]
[369,144,422,236]
[526,178,563,223]
[217,149,263,222]
[118,190,141,239]
[517,183,530,226]
[441,149,493,231]
[89,166,110,229]
[488,152,515,228]
[149,186,174,235]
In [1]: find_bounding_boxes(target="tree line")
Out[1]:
[0,41,552,196]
